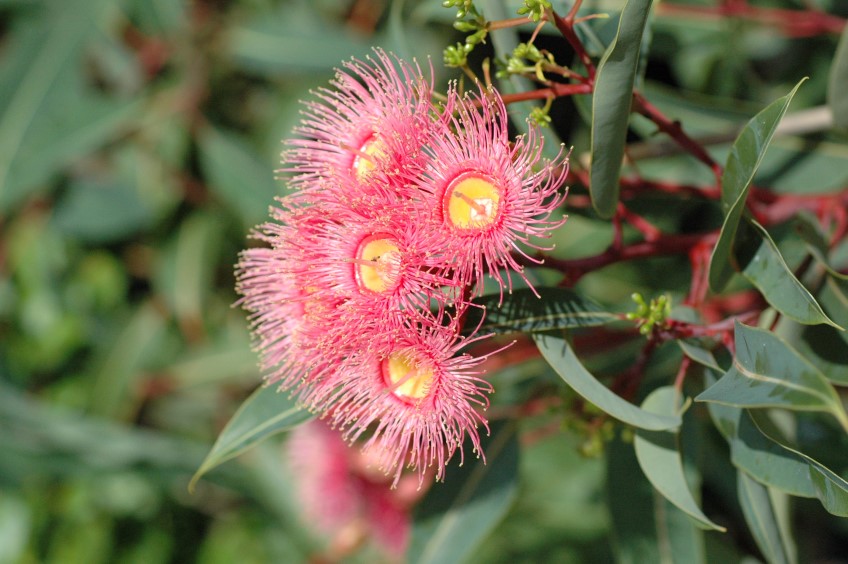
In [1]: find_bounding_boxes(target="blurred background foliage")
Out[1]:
[1,0,847,562]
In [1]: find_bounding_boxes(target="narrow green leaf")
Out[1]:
[608,433,707,564]
[408,421,519,564]
[677,340,723,372]
[708,78,806,291]
[190,384,313,491]
[737,471,796,564]
[741,220,840,328]
[197,125,282,229]
[696,322,848,430]
[534,332,680,431]
[464,287,616,335]
[749,411,848,517]
[707,399,815,497]
[589,0,654,218]
[828,25,848,129]
[634,387,726,531]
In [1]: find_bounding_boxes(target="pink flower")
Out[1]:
[415,86,569,297]
[286,419,424,559]
[306,312,499,486]
[235,205,346,394]
[283,50,443,209]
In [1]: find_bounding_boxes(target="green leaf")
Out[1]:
[749,411,848,517]
[464,287,616,335]
[589,0,654,218]
[190,384,313,491]
[707,400,815,498]
[534,332,680,431]
[197,125,282,229]
[408,421,519,564]
[708,78,806,292]
[740,220,840,328]
[737,470,797,564]
[828,25,848,130]
[677,339,723,372]
[697,322,848,430]
[634,387,726,531]
[608,433,707,564]
[0,3,142,213]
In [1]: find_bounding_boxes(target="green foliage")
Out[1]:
[3,0,848,562]
[589,0,654,218]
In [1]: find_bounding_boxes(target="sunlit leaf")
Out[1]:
[464,288,616,335]
[190,385,312,491]
[697,322,848,431]
[741,220,840,328]
[534,332,680,431]
[408,421,519,564]
[589,0,654,218]
[634,386,725,531]
[708,78,806,291]
[737,470,796,564]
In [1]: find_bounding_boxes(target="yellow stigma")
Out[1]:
[383,351,435,401]
[354,235,401,293]
[444,173,502,230]
[352,136,384,180]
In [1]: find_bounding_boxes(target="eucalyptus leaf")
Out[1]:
[696,322,848,430]
[589,0,654,218]
[741,219,840,328]
[828,25,848,130]
[708,79,806,292]
[706,396,815,497]
[749,412,848,517]
[634,387,725,531]
[737,470,797,564]
[408,421,519,564]
[608,433,707,564]
[190,384,313,491]
[677,340,723,372]
[464,287,616,335]
[534,332,680,431]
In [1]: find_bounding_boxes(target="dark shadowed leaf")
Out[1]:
[590,0,654,218]
[634,387,725,531]
[697,322,848,430]
[534,332,680,430]
[828,26,848,130]
[464,288,616,335]
[741,220,840,328]
[749,412,848,517]
[608,433,707,564]
[707,400,815,497]
[708,79,806,291]
[190,384,312,491]
[737,470,796,564]
[408,421,519,564]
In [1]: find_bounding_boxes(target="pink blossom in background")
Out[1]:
[287,419,423,559]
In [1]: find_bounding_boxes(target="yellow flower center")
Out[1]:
[443,172,502,231]
[352,135,384,180]
[354,235,401,293]
[382,351,435,401]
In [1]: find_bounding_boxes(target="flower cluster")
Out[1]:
[236,49,568,485]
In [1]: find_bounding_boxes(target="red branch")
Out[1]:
[657,1,846,38]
